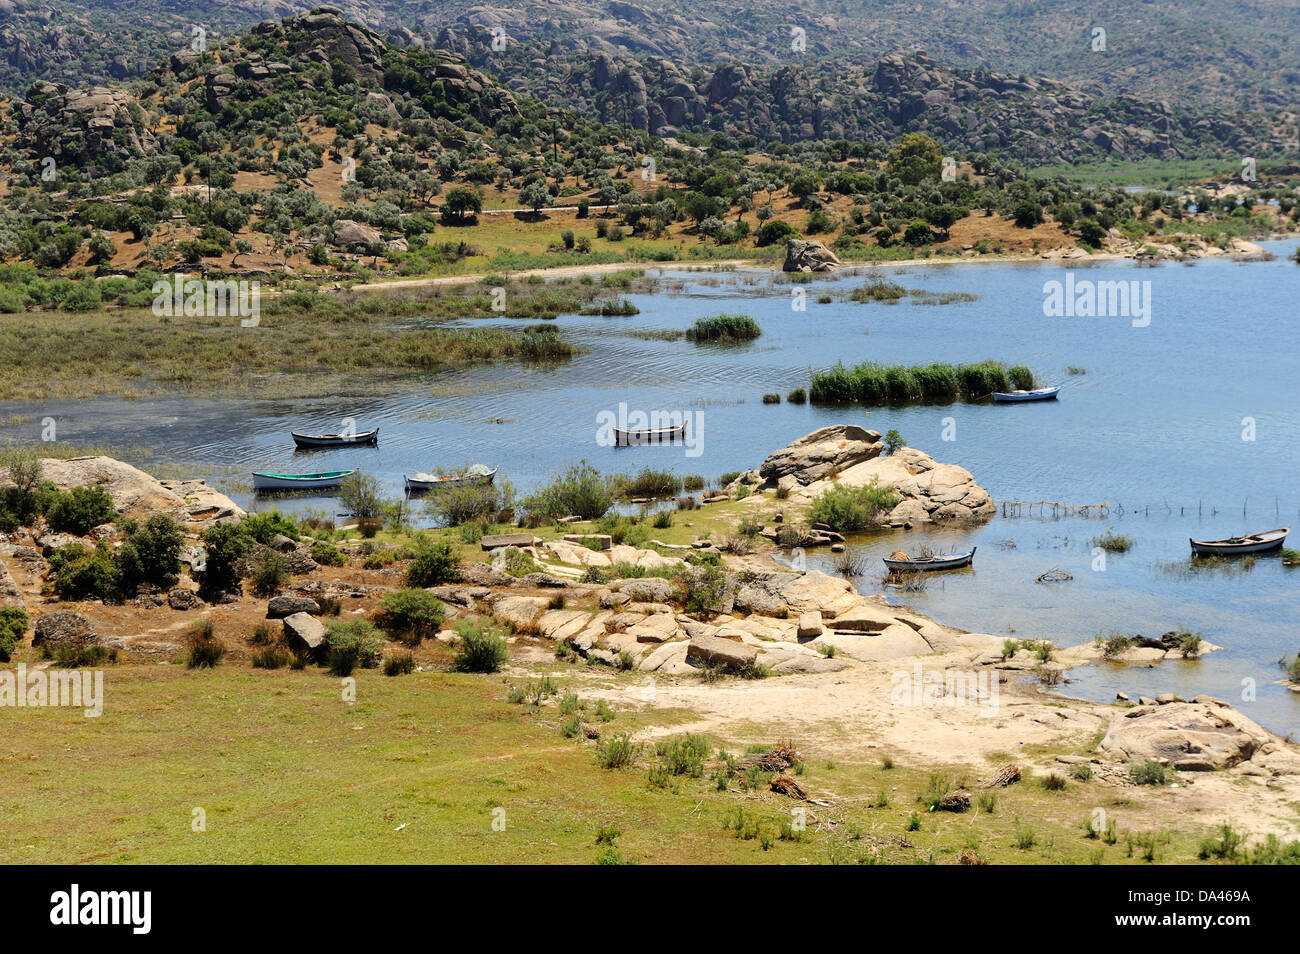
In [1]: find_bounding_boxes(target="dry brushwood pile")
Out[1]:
[979,764,1021,788]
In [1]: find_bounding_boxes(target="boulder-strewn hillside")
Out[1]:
[2,0,1298,162]
[449,45,1293,163]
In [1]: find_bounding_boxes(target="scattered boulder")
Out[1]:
[267,595,320,619]
[167,587,201,610]
[32,611,96,648]
[625,613,680,643]
[687,634,758,669]
[797,610,824,638]
[282,613,326,655]
[783,239,841,273]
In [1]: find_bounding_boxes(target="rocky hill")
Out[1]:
[1,1,1297,164]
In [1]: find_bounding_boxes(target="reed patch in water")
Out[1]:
[809,360,1034,405]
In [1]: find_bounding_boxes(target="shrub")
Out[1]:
[196,522,252,599]
[252,647,290,669]
[376,589,445,645]
[310,541,347,566]
[787,388,807,404]
[324,619,384,676]
[384,652,415,676]
[251,549,290,596]
[186,620,224,669]
[596,733,641,769]
[239,511,300,544]
[117,514,184,592]
[675,563,729,616]
[0,607,28,661]
[609,467,679,500]
[883,429,907,455]
[45,485,115,535]
[520,461,612,521]
[49,542,120,600]
[808,480,900,531]
[1129,761,1167,785]
[405,540,460,587]
[652,510,673,529]
[452,619,510,673]
[426,481,506,526]
[755,219,800,246]
[762,393,780,404]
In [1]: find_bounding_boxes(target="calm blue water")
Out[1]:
[5,239,1299,731]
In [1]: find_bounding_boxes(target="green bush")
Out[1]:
[310,540,347,566]
[376,589,445,645]
[755,219,800,246]
[324,620,384,676]
[117,514,184,593]
[186,620,224,669]
[0,607,28,661]
[521,461,612,521]
[452,619,509,673]
[384,652,415,676]
[426,482,504,526]
[239,511,300,544]
[45,485,115,535]
[250,549,290,596]
[49,542,120,600]
[196,522,251,599]
[808,480,901,531]
[405,540,460,587]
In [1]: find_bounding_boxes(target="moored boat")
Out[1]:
[252,470,355,491]
[883,547,977,572]
[1189,526,1289,557]
[404,464,498,492]
[613,423,687,446]
[291,427,379,448]
[992,386,1061,403]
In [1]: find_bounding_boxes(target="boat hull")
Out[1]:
[291,428,379,448]
[404,468,498,492]
[883,547,976,573]
[614,424,686,446]
[252,470,355,491]
[992,387,1061,403]
[1190,527,1289,556]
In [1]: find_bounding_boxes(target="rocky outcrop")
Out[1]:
[783,239,841,273]
[1097,699,1300,773]
[758,425,883,485]
[32,610,96,648]
[764,431,995,524]
[16,81,157,167]
[331,219,383,249]
[29,457,243,528]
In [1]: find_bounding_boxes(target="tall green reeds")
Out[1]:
[809,361,1034,405]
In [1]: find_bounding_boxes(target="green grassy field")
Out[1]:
[1,659,1226,865]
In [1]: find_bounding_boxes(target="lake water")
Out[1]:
[6,239,1300,732]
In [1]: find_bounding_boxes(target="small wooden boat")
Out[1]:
[1190,526,1289,557]
[614,424,687,446]
[404,465,498,492]
[252,470,355,491]
[291,427,379,448]
[992,386,1060,403]
[883,547,976,572]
